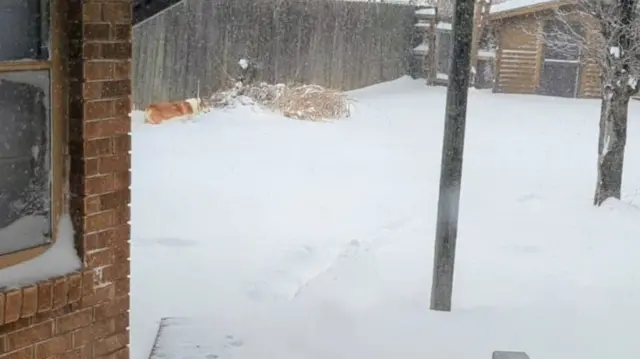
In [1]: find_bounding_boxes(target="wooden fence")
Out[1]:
[132,0,416,108]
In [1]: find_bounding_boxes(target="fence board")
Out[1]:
[132,0,415,108]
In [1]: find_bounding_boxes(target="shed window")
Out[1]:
[543,20,583,61]
[437,30,453,74]
[0,0,65,268]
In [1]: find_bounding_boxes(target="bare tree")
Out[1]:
[540,0,640,205]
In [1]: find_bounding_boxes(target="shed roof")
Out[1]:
[489,0,572,20]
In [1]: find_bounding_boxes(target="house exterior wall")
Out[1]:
[493,9,602,98]
[0,1,132,358]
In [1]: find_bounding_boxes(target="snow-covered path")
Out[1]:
[131,77,640,359]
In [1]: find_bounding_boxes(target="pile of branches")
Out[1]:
[209,81,351,122]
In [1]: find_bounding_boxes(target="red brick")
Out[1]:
[34,333,72,359]
[83,43,102,60]
[0,346,34,359]
[86,159,100,177]
[0,293,5,325]
[102,3,132,23]
[84,196,102,214]
[113,207,130,227]
[92,319,118,340]
[112,135,130,155]
[86,138,114,158]
[101,80,131,97]
[99,190,130,212]
[102,261,129,284]
[83,230,119,252]
[93,297,129,322]
[81,272,95,297]
[96,347,128,359]
[55,309,93,335]
[112,172,130,191]
[84,175,115,196]
[97,155,130,174]
[113,226,130,245]
[6,321,53,351]
[36,282,53,313]
[85,248,114,269]
[85,101,115,121]
[20,286,38,318]
[113,62,130,80]
[102,118,130,137]
[84,118,129,141]
[60,346,92,359]
[113,278,130,299]
[67,274,83,304]
[52,278,69,310]
[4,291,22,324]
[72,320,115,348]
[112,314,128,334]
[84,211,115,234]
[84,24,111,41]
[84,61,113,81]
[81,284,114,309]
[83,82,103,100]
[114,26,131,42]
[0,318,32,336]
[83,3,102,22]
[83,233,109,253]
[113,98,130,117]
[32,311,53,325]
[93,332,128,357]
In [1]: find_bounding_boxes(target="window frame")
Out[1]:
[542,19,584,62]
[0,0,67,269]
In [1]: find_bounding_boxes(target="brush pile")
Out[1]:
[209,82,351,122]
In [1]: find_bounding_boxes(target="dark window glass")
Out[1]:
[0,0,50,61]
[0,70,51,255]
[437,30,452,74]
[543,21,583,61]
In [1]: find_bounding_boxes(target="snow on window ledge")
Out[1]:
[1,216,52,255]
[0,214,82,290]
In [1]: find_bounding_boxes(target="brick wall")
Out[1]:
[0,1,132,358]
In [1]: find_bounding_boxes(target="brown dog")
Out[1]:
[144,98,204,125]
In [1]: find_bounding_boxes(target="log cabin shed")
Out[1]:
[489,0,600,98]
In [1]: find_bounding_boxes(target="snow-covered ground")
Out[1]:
[130,77,640,359]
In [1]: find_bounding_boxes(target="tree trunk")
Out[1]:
[594,85,630,206]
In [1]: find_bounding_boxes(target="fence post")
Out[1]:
[430,0,474,312]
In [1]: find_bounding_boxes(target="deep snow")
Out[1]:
[131,77,640,359]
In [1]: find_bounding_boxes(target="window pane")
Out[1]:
[0,70,51,256]
[437,31,452,74]
[543,21,582,61]
[0,0,50,61]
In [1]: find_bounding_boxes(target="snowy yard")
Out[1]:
[130,77,640,359]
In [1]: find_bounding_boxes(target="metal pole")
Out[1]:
[430,0,475,312]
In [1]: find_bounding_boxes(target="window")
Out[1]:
[437,29,453,74]
[0,0,65,268]
[543,20,583,62]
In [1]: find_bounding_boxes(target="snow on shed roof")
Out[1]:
[416,7,436,16]
[490,0,558,14]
